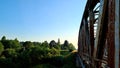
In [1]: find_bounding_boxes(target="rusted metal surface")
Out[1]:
[95,0,108,67]
[77,0,119,68]
[89,10,94,57]
[107,0,115,68]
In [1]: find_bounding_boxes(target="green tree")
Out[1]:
[2,40,20,49]
[0,42,4,55]
[49,40,57,48]
[1,36,6,41]
[61,40,69,50]
[33,42,41,47]
[68,43,76,52]
[1,36,7,49]
[49,48,60,56]
[61,40,75,51]
[30,47,49,61]
[2,48,17,58]
[64,40,69,47]
[18,48,31,67]
[1,37,20,49]
[12,39,21,49]
[23,41,34,49]
[41,41,49,47]
[57,38,60,45]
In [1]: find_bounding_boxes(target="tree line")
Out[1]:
[0,36,76,68]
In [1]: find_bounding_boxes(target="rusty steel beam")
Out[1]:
[78,0,101,68]
[94,0,108,67]
[78,0,119,68]
[107,0,115,68]
[80,0,99,27]
[89,10,94,57]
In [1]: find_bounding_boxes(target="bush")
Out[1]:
[32,64,54,68]
[62,52,77,68]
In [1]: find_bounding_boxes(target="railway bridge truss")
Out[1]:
[77,0,119,68]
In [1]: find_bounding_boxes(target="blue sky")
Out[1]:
[0,0,87,48]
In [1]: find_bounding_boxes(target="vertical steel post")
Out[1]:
[115,0,119,68]
[108,0,115,68]
[89,10,94,57]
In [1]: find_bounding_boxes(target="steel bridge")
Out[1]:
[77,0,119,68]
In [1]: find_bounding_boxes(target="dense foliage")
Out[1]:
[0,36,76,68]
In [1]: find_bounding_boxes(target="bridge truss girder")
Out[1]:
[78,0,120,68]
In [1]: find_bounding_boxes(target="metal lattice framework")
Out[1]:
[78,0,120,68]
